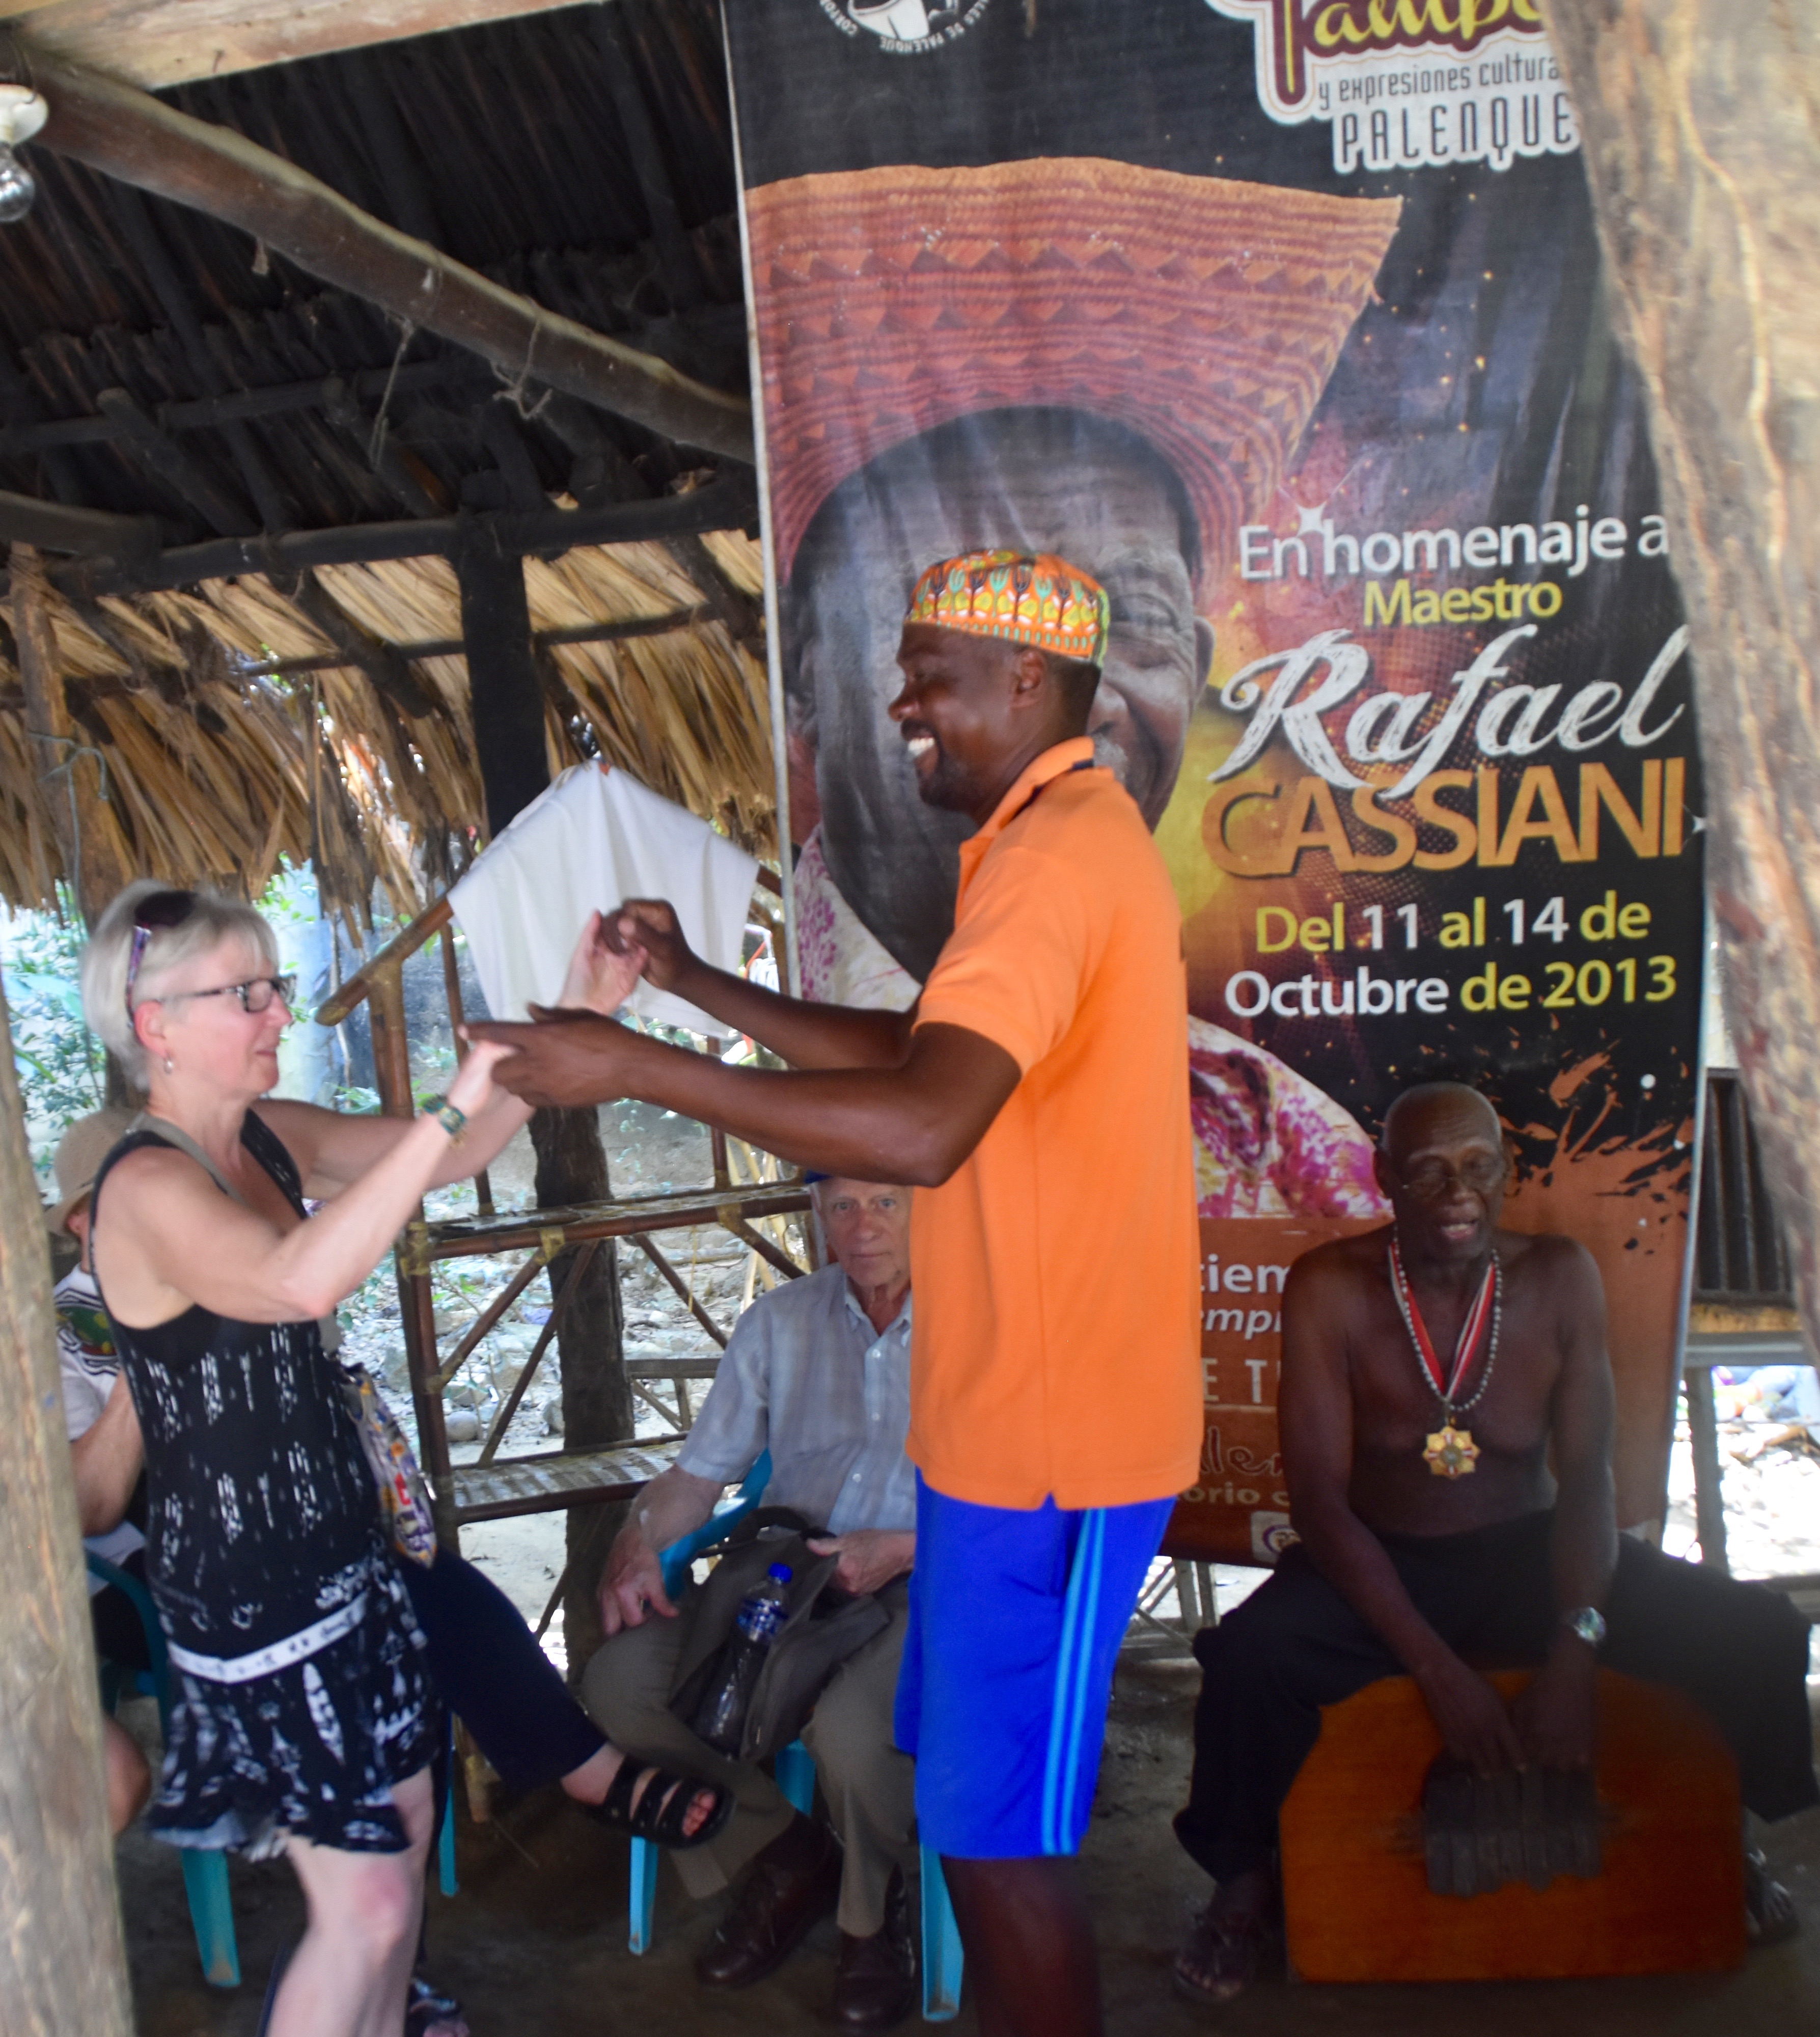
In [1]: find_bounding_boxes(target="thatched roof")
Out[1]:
[0,527,771,924]
[0,1,772,926]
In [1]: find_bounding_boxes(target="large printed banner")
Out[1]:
[725,0,1704,1562]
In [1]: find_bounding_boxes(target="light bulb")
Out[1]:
[0,143,33,225]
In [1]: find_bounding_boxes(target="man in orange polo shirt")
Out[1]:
[473,549,1202,2037]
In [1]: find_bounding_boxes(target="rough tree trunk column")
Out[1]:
[0,960,134,2036]
[456,532,629,1677]
[1541,1,1820,1346]
[530,1110,630,1675]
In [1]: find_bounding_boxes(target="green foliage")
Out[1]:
[0,895,104,1178]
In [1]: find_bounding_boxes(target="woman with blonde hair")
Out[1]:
[81,881,726,2037]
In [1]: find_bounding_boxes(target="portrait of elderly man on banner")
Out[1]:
[747,157,1399,1225]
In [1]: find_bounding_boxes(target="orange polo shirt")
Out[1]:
[907,737,1202,1512]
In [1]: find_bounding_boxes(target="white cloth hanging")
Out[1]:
[449,762,758,1034]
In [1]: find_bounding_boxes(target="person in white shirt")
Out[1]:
[582,1176,918,2031]
[49,1108,153,1834]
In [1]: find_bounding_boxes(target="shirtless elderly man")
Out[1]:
[1172,1080,1818,2001]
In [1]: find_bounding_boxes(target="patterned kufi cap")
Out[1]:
[905,550,1109,665]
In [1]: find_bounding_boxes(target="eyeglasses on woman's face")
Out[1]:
[152,974,298,1017]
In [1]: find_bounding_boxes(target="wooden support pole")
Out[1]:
[439,925,494,1215]
[456,535,628,1667]
[1682,1365,1731,1575]
[0,960,134,2037]
[10,543,129,919]
[1542,2,1820,1351]
[12,39,754,465]
[455,536,550,841]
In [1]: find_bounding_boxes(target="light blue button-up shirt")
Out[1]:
[675,1261,914,1535]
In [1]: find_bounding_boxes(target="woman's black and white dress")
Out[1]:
[91,1113,435,1856]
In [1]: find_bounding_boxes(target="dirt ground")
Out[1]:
[117,1649,1820,2037]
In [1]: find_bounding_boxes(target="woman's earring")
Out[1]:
[163,1056,174,1074]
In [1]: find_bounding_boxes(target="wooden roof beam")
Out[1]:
[0,603,715,709]
[8,37,756,465]
[1,0,595,92]
[0,357,489,456]
[0,483,157,558]
[14,464,756,598]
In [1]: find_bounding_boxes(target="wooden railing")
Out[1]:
[318,889,807,1547]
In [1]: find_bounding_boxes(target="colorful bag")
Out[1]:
[342,1364,438,1567]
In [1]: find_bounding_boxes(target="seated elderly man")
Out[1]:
[1171,1081,1818,2004]
[49,1108,155,1835]
[582,1175,917,2030]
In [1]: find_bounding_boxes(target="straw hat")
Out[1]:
[47,1107,135,1233]
[745,158,1402,601]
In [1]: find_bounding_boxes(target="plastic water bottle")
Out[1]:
[694,1562,793,1755]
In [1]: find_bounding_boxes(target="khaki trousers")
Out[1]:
[580,1580,916,1937]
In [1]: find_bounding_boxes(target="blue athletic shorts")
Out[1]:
[894,1474,1173,1859]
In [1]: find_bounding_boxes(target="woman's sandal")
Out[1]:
[581,1759,736,1851]
[406,1973,470,2037]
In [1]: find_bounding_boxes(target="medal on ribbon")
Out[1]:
[1388,1241,1501,1478]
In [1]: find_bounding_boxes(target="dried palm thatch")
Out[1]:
[0,526,773,928]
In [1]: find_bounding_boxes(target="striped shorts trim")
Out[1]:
[895,1478,1172,1859]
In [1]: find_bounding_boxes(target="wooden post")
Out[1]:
[530,1110,630,1675]
[370,955,457,1548]
[456,536,628,1674]
[454,535,550,841]
[0,960,134,2037]
[10,543,129,919]
[1681,1365,1730,1575]
[1542,2,1820,1351]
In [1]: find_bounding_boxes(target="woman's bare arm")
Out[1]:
[95,1044,512,1327]
[71,1373,143,1536]
[263,913,643,1199]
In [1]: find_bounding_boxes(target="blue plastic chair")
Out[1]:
[92,1554,460,1947]
[436,1712,459,1901]
[88,1553,240,1988]
[626,1457,963,2019]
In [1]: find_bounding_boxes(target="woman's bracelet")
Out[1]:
[426,1095,467,1144]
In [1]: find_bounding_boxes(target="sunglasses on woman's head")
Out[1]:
[124,889,199,1018]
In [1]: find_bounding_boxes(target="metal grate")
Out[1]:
[1694,1073,1793,1303]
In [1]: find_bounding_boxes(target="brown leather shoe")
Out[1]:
[827,1869,917,2032]
[696,1816,842,1989]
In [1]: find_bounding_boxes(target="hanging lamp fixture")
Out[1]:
[0,85,48,224]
